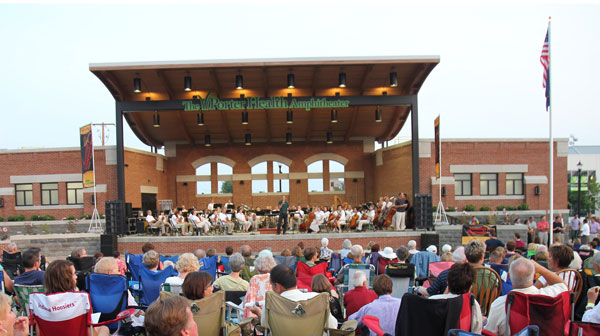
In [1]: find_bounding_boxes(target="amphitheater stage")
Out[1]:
[117,230,429,255]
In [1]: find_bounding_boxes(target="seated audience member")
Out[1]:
[583,253,600,323]
[485,258,568,336]
[242,255,276,318]
[14,248,44,286]
[441,251,453,262]
[250,265,337,329]
[426,245,438,255]
[485,235,505,251]
[349,274,402,336]
[182,271,214,301]
[340,239,353,259]
[367,244,381,267]
[113,250,126,276]
[534,244,575,289]
[71,247,88,259]
[213,253,249,291]
[239,245,257,281]
[336,245,365,285]
[311,274,343,324]
[94,257,137,307]
[407,240,419,259]
[343,271,377,318]
[291,246,305,262]
[0,292,29,336]
[144,295,198,336]
[442,244,452,254]
[141,242,164,269]
[505,241,518,259]
[320,238,333,261]
[514,233,526,249]
[143,250,160,271]
[534,249,549,269]
[280,249,292,257]
[165,253,200,285]
[304,247,320,267]
[429,263,483,333]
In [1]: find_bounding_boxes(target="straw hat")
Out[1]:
[380,246,397,259]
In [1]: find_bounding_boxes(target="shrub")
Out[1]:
[80,214,92,220]
[479,206,490,211]
[517,203,530,210]
[447,206,456,212]
[30,215,42,221]
[496,205,505,211]
[8,215,26,222]
[505,206,517,211]
[42,215,55,221]
[0,217,3,222]
[464,204,476,211]
[99,213,104,219]
[66,216,75,220]
[432,206,438,212]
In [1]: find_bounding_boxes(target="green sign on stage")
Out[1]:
[182,94,350,112]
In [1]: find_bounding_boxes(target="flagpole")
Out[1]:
[548,17,554,245]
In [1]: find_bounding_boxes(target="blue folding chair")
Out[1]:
[159,255,179,264]
[274,255,297,272]
[221,256,231,273]
[125,254,144,282]
[329,253,342,274]
[86,273,130,332]
[199,255,218,280]
[138,265,176,306]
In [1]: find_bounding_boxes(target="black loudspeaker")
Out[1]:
[136,219,145,234]
[100,234,118,256]
[125,203,132,218]
[534,186,540,195]
[441,186,446,197]
[0,198,3,208]
[421,232,439,251]
[105,200,126,235]
[413,194,433,229]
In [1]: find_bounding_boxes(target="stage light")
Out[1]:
[375,106,382,122]
[184,76,192,91]
[286,132,292,144]
[133,77,142,93]
[153,112,160,127]
[204,135,211,147]
[389,72,398,87]
[197,112,204,126]
[235,74,243,90]
[338,72,346,88]
[330,109,338,123]
[287,73,295,89]
[326,131,333,144]
[286,109,293,124]
[245,133,251,146]
[242,110,248,125]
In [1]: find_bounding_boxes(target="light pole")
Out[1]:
[278,164,282,192]
[577,161,583,217]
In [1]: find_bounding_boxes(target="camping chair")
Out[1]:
[424,261,455,288]
[385,263,415,298]
[274,255,298,272]
[262,291,348,336]
[199,255,219,280]
[223,290,246,324]
[29,291,134,336]
[449,326,539,336]
[2,251,23,278]
[410,251,441,284]
[556,269,583,303]
[159,255,179,265]
[329,253,342,275]
[86,273,132,332]
[296,261,329,290]
[160,282,182,296]
[568,321,600,336]
[378,257,399,275]
[337,263,375,294]
[472,266,502,316]
[67,256,95,291]
[138,265,176,306]
[14,284,44,316]
[504,290,573,336]
[221,256,231,273]
[189,290,228,336]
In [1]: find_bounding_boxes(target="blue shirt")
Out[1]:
[427,269,449,296]
[14,270,45,286]
[349,295,402,336]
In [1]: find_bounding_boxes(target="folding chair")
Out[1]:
[189,290,228,336]
[295,261,329,290]
[274,255,298,272]
[160,282,182,296]
[556,269,583,303]
[199,255,219,280]
[505,290,573,336]
[14,284,44,316]
[86,273,131,332]
[329,253,342,275]
[159,255,179,265]
[471,266,502,316]
[29,291,134,336]
[448,326,539,336]
[568,321,600,336]
[2,251,23,278]
[424,261,455,288]
[221,256,231,273]
[138,265,177,306]
[385,263,415,298]
[68,256,95,291]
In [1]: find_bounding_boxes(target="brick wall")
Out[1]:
[372,142,413,203]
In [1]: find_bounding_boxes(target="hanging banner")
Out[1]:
[80,124,95,188]
[434,116,440,179]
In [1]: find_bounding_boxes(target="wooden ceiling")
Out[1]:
[90,56,439,146]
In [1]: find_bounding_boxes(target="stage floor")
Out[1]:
[118,230,425,255]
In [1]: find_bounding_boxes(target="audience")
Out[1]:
[0,292,29,336]
[242,254,276,318]
[311,274,343,323]
[14,248,44,286]
[336,245,364,285]
[182,271,214,300]
[113,250,126,276]
[93,257,137,306]
[143,250,160,271]
[144,295,198,336]
[343,270,377,317]
[407,240,418,258]
[340,239,352,259]
[583,253,600,323]
[349,274,402,336]
[320,238,333,261]
[213,253,249,291]
[514,232,526,249]
[534,244,574,289]
[165,253,200,285]
[239,245,257,281]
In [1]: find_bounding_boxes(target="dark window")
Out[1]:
[454,174,472,196]
[15,184,33,206]
[506,173,524,195]
[480,173,498,196]
[66,182,84,204]
[41,183,59,205]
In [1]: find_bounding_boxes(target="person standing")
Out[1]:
[570,214,581,242]
[527,217,537,244]
[276,195,290,235]
[553,214,565,243]
[392,193,408,231]
[581,219,591,244]
[537,215,549,246]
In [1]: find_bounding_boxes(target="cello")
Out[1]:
[383,207,396,228]
[300,210,312,233]
[349,211,359,229]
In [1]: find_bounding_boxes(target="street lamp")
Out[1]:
[577,161,583,217]
[278,164,282,192]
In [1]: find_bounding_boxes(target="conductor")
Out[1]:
[277,195,290,235]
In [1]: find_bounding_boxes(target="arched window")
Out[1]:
[273,161,290,193]
[217,163,233,194]
[308,161,324,192]
[251,162,268,193]
[329,160,345,191]
[196,163,211,195]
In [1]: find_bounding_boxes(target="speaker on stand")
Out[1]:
[105,200,126,235]
[100,234,118,256]
[413,194,433,230]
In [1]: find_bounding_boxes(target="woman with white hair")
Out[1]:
[320,238,333,260]
[340,239,352,259]
[165,253,200,285]
[242,254,277,318]
[93,257,138,307]
[213,253,248,291]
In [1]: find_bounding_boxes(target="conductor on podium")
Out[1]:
[277,196,290,235]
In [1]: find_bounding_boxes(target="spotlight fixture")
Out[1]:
[245,133,252,146]
[241,110,249,125]
[197,112,204,126]
[235,74,243,90]
[286,109,293,124]
[375,106,382,123]
[338,72,346,88]
[204,135,211,147]
[287,74,295,89]
[133,76,142,93]
[330,109,338,123]
[389,72,398,87]
[326,131,333,144]
[286,132,292,145]
[184,76,192,91]
[153,112,160,127]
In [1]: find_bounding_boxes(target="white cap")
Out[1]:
[426,245,438,254]
[442,244,452,253]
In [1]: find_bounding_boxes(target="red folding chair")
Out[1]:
[505,291,573,336]
[378,257,399,275]
[295,261,329,290]
[568,321,600,336]
[424,261,454,288]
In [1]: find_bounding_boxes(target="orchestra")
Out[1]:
[144,193,411,236]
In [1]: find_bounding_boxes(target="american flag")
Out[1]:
[540,27,550,110]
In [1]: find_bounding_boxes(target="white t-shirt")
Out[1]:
[581,223,591,236]
[146,215,156,223]
[583,301,600,323]
[188,214,199,224]
[236,213,247,222]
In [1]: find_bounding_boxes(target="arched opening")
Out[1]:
[195,163,211,195]
[307,160,324,192]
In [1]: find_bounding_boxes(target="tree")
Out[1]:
[220,180,233,194]
[568,179,600,215]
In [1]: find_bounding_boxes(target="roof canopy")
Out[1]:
[90,56,439,147]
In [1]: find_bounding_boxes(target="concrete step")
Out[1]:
[9,233,101,262]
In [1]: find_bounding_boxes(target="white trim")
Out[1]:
[308,173,323,179]
[304,153,348,166]
[431,177,455,185]
[250,174,268,180]
[191,156,236,169]
[83,184,107,193]
[556,139,568,157]
[15,204,84,211]
[273,173,289,179]
[10,174,82,184]
[450,164,528,173]
[308,191,345,195]
[419,140,432,158]
[376,151,383,166]
[419,138,569,143]
[0,188,14,196]
[524,176,548,184]
[248,154,292,168]
[363,138,375,153]
[156,157,164,171]
[251,192,290,196]
[455,195,525,201]
[140,186,158,194]
[176,175,210,182]
[289,173,309,179]
[196,193,233,198]
[344,171,364,178]
[233,174,252,181]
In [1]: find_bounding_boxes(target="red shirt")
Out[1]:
[515,240,526,248]
[537,220,549,232]
[343,286,378,318]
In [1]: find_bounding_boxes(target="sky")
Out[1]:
[1,0,599,153]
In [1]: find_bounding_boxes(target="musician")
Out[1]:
[146,210,168,235]
[169,209,184,235]
[248,212,260,232]
[157,210,171,235]
[357,204,375,231]
[290,205,304,232]
[217,207,234,235]
[189,209,210,235]
[333,205,346,233]
[235,207,251,232]
[276,195,290,235]
[207,199,215,212]
[309,207,325,233]
[392,192,408,231]
[224,199,234,212]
